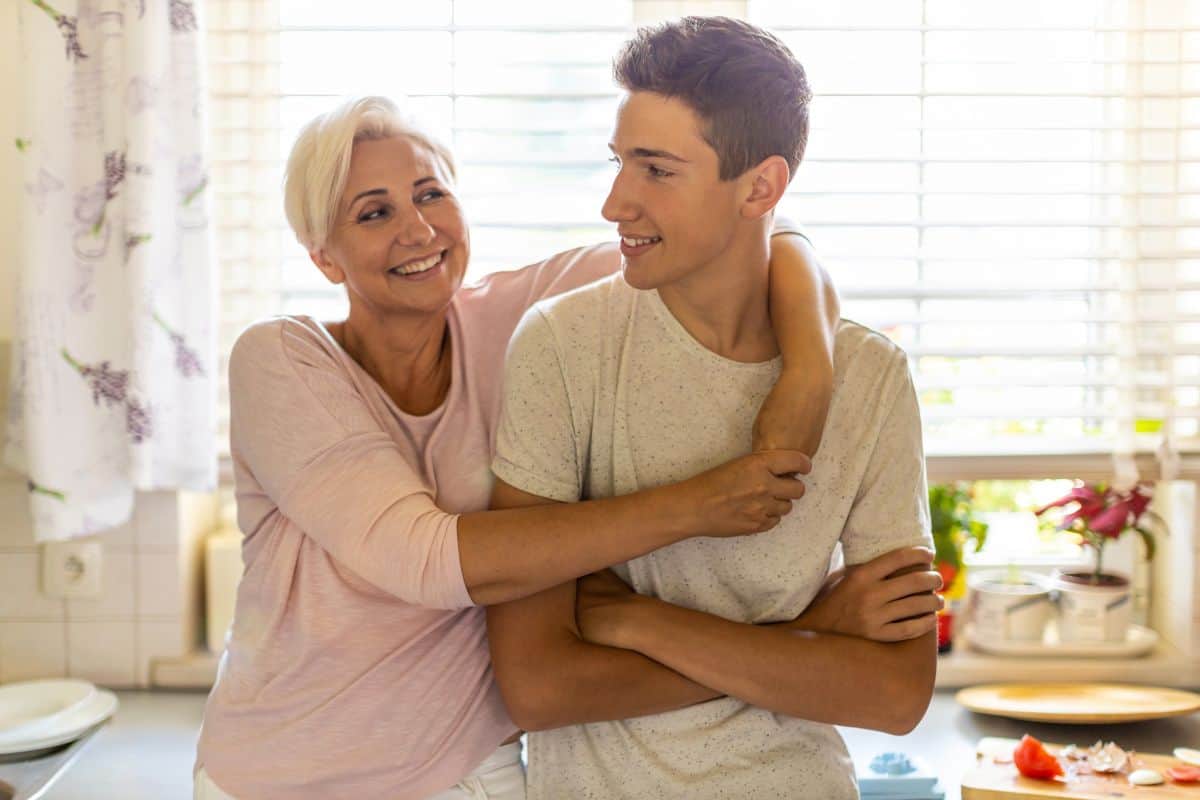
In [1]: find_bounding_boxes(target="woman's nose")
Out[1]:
[395,208,435,247]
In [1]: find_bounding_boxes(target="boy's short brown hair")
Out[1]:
[613,16,811,181]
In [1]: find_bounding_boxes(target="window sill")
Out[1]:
[934,637,1198,688]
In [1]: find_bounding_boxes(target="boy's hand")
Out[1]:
[576,568,640,649]
[787,546,943,642]
[752,369,832,456]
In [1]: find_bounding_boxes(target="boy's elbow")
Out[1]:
[881,637,937,735]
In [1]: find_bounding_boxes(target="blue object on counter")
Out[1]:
[855,751,946,800]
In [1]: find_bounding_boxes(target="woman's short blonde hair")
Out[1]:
[283,96,457,251]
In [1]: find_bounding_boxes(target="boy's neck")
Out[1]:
[655,223,778,363]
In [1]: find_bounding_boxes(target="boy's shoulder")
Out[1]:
[832,320,914,400]
[524,272,637,343]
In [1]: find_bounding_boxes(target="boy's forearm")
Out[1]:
[616,596,936,735]
[490,625,720,731]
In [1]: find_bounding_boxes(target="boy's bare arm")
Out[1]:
[587,593,937,735]
[484,479,721,732]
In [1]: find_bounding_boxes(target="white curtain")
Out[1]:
[6,0,216,541]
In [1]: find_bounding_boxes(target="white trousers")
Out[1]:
[193,742,525,800]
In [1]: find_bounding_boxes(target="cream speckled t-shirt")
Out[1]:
[493,274,932,800]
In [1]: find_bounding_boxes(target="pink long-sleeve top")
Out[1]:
[195,244,619,800]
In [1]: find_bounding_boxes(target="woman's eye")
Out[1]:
[358,208,387,222]
[417,189,445,203]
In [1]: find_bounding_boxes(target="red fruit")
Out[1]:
[1013,735,1063,780]
[1167,765,1200,783]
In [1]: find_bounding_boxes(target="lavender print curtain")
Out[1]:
[6,0,216,541]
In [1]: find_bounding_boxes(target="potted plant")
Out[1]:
[928,483,988,652]
[1034,482,1164,643]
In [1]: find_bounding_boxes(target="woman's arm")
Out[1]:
[758,230,840,455]
[459,448,809,605]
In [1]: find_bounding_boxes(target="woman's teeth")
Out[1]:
[391,252,443,275]
[622,235,661,247]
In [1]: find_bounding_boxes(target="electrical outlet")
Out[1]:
[41,539,103,599]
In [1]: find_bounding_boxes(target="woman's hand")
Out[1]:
[752,368,833,455]
[790,546,943,642]
[576,568,640,649]
[679,450,811,538]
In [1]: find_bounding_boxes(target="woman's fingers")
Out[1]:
[770,476,807,501]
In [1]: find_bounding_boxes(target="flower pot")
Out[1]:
[1050,569,1131,644]
[967,571,1054,644]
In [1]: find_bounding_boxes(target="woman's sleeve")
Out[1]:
[229,320,473,610]
[469,242,622,316]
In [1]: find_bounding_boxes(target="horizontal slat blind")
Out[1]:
[209,0,1196,464]
[753,0,1196,460]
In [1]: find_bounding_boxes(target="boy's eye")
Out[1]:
[608,155,621,168]
[648,164,673,178]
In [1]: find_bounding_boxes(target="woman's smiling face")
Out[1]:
[312,135,470,320]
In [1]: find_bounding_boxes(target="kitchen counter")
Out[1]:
[2,689,1197,799]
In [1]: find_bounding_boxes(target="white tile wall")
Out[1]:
[0,552,65,619]
[67,620,136,686]
[66,548,136,620]
[0,621,67,681]
[136,551,182,618]
[0,463,213,688]
[135,620,188,686]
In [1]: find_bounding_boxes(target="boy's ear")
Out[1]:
[739,154,791,220]
[309,248,347,285]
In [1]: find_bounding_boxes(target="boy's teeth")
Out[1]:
[622,235,660,247]
[394,252,442,275]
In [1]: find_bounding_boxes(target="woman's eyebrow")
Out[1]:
[349,187,387,206]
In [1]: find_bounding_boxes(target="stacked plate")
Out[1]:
[0,679,118,757]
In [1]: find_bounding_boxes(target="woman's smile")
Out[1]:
[390,249,447,280]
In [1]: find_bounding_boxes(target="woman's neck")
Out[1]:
[330,305,453,416]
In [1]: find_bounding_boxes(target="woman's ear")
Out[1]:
[309,248,346,285]
[740,155,791,220]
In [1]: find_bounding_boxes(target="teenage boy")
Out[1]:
[487,17,937,799]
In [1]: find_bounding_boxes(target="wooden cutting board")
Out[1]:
[962,737,1200,799]
[956,683,1200,724]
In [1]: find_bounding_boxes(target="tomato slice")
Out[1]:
[1167,765,1200,783]
[1013,735,1064,780]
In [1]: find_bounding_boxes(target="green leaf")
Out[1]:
[1134,526,1156,560]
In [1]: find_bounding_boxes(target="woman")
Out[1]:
[193,96,863,799]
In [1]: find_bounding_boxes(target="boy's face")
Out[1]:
[602,91,743,290]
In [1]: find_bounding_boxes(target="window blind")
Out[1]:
[207,0,1196,468]
[752,0,1196,466]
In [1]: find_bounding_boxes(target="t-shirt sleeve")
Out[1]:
[228,320,472,610]
[771,214,810,241]
[491,308,584,503]
[839,355,933,565]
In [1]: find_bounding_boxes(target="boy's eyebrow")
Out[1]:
[608,143,690,163]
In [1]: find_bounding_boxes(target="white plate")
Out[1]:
[0,679,95,739]
[0,689,117,756]
[962,621,1158,657]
